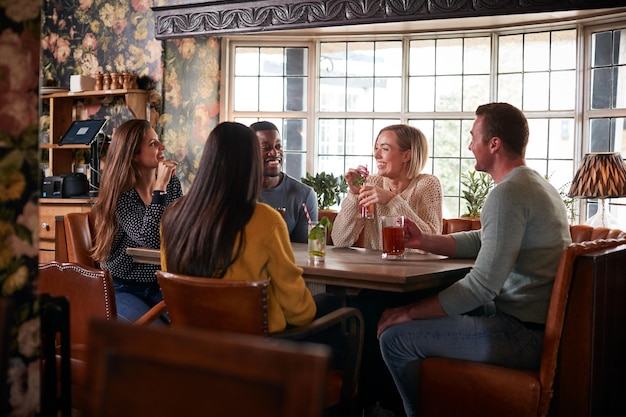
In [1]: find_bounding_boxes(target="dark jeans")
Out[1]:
[348,288,444,417]
[113,279,169,326]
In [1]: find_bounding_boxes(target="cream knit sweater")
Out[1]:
[331,173,443,250]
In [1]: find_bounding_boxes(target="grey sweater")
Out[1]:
[439,166,571,324]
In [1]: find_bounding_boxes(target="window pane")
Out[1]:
[347,78,374,111]
[615,29,626,65]
[547,159,575,192]
[526,119,549,160]
[234,47,259,75]
[498,73,522,107]
[463,75,490,112]
[523,72,549,110]
[550,70,575,110]
[319,78,346,111]
[590,118,626,153]
[320,42,346,76]
[374,77,402,112]
[551,29,576,70]
[524,32,550,71]
[346,119,375,156]
[592,31,613,67]
[234,77,258,111]
[436,38,463,75]
[499,34,523,73]
[435,157,460,194]
[464,37,491,74]
[548,119,575,159]
[319,119,345,155]
[409,76,435,112]
[589,118,612,151]
[375,41,402,76]
[284,153,306,179]
[285,77,306,111]
[347,42,374,76]
[285,48,307,76]
[436,75,462,111]
[433,120,462,158]
[259,47,283,76]
[259,77,283,111]
[612,66,626,109]
[409,39,436,75]
[591,68,612,109]
[318,155,345,178]
[283,119,307,151]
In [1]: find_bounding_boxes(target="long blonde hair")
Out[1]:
[91,119,151,263]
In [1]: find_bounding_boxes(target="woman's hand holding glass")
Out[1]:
[344,165,369,194]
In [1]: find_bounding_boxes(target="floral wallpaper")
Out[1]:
[40,0,221,192]
[1,0,43,415]
[0,0,223,414]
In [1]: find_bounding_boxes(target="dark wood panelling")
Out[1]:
[152,0,626,39]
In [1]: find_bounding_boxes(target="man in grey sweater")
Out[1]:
[377,102,571,417]
[250,121,318,243]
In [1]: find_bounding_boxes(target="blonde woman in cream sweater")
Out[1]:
[331,124,443,250]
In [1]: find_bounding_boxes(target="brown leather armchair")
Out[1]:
[83,319,331,417]
[415,237,626,417]
[55,212,98,267]
[156,270,364,417]
[38,262,165,414]
[569,224,624,243]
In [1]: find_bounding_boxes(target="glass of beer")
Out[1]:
[381,216,405,260]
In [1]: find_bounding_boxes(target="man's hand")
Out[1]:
[404,218,424,249]
[377,305,414,338]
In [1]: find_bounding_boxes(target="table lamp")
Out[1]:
[568,152,626,228]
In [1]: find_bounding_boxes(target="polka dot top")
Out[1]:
[104,175,183,283]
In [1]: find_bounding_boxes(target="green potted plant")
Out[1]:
[301,171,348,210]
[460,170,494,218]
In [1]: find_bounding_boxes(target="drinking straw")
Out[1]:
[302,203,313,226]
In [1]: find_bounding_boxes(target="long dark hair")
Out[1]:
[92,119,151,263]
[161,122,262,277]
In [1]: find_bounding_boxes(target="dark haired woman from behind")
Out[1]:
[160,121,321,332]
[92,119,182,324]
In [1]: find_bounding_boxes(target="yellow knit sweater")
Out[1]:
[161,202,316,333]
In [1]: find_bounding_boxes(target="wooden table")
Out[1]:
[127,243,473,293]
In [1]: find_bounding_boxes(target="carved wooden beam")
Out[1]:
[152,0,625,39]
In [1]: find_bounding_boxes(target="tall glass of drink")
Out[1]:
[381,216,405,259]
[360,182,376,219]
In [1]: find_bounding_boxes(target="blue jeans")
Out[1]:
[379,307,544,417]
[113,280,169,326]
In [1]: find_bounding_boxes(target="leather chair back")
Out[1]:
[156,271,269,335]
[417,236,626,417]
[38,261,116,413]
[442,218,481,234]
[63,212,98,268]
[156,269,364,415]
[39,261,116,346]
[83,319,330,417]
[569,224,624,243]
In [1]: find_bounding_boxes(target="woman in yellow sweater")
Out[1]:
[160,121,318,332]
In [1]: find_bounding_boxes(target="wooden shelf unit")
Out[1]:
[39,89,147,261]
[41,89,147,175]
